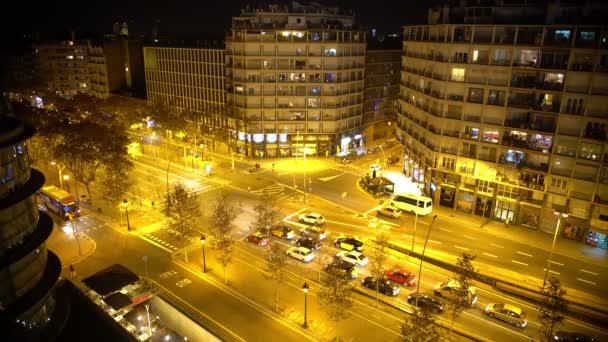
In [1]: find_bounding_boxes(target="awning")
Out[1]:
[590,219,608,233]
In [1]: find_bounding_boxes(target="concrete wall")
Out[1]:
[149,296,220,342]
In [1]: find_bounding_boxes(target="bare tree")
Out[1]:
[369,233,390,305]
[209,191,242,284]
[250,193,282,237]
[264,243,288,312]
[449,253,477,336]
[164,182,201,262]
[101,157,133,207]
[318,268,354,341]
[538,275,567,342]
[401,305,443,342]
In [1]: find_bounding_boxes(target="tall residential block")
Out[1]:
[397,0,608,248]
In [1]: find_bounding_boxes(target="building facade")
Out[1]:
[397,0,608,248]
[0,106,63,339]
[226,2,366,157]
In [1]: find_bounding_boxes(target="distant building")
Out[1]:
[397,0,608,247]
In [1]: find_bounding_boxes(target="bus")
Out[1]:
[390,193,433,216]
[38,185,81,220]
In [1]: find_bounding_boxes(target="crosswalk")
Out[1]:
[251,183,285,196]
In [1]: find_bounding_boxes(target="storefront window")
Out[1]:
[587,230,608,249]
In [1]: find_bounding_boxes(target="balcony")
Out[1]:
[504,119,555,133]
[573,169,597,181]
[463,114,481,123]
[441,147,458,155]
[443,130,460,138]
[570,63,594,72]
[583,126,607,141]
[447,94,464,102]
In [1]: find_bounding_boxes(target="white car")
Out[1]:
[286,247,315,263]
[336,251,369,267]
[378,206,401,218]
[369,164,382,173]
[298,213,326,225]
[300,226,328,240]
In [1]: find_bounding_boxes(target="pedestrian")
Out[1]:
[69,264,76,279]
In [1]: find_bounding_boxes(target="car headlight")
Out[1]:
[484,306,490,312]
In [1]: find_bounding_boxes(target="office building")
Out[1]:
[397,0,608,247]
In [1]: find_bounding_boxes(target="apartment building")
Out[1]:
[35,40,94,97]
[226,2,366,157]
[397,0,608,248]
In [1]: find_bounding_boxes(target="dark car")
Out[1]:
[407,292,445,313]
[362,276,400,296]
[553,331,596,342]
[387,156,400,165]
[296,237,322,250]
[323,260,359,279]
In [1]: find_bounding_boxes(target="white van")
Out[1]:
[390,193,433,216]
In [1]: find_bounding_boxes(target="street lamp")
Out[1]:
[415,215,438,308]
[200,234,207,273]
[544,211,567,286]
[411,211,418,252]
[122,199,131,231]
[302,282,309,328]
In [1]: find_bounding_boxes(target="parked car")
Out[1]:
[296,237,322,250]
[246,232,268,246]
[433,280,478,306]
[298,212,326,225]
[362,276,400,296]
[300,226,327,240]
[407,292,445,313]
[270,224,295,240]
[553,331,596,342]
[387,156,400,165]
[484,303,528,328]
[336,251,369,267]
[324,260,359,279]
[384,268,416,286]
[378,206,401,219]
[286,247,315,263]
[334,237,364,252]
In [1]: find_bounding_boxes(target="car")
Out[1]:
[270,224,295,240]
[246,232,268,246]
[384,268,416,286]
[296,237,322,250]
[286,247,315,262]
[484,303,528,328]
[336,251,369,267]
[369,164,382,173]
[553,331,596,342]
[387,156,400,165]
[300,226,327,240]
[334,237,364,251]
[298,213,326,225]
[324,260,359,279]
[433,280,478,306]
[362,276,400,296]
[378,206,401,218]
[407,292,445,313]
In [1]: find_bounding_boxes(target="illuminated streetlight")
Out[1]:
[415,215,438,308]
[200,235,207,273]
[122,199,131,231]
[544,212,567,286]
[302,282,309,328]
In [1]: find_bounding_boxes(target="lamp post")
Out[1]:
[410,211,418,252]
[303,150,307,203]
[544,211,567,286]
[200,234,207,273]
[145,304,152,337]
[302,282,309,328]
[123,199,131,231]
[63,175,71,193]
[415,215,438,307]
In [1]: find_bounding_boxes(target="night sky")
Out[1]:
[12,0,438,40]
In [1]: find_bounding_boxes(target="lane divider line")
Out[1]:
[482,253,498,258]
[576,278,597,285]
[491,243,505,249]
[516,251,533,257]
[511,260,529,266]
[454,245,469,251]
[580,269,598,276]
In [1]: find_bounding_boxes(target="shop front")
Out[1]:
[494,198,517,222]
[439,184,455,208]
[456,190,474,214]
[587,218,608,249]
[519,202,541,229]
[475,196,493,218]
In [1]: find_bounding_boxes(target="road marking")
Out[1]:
[439,227,452,233]
[364,205,383,215]
[482,253,498,258]
[402,234,413,238]
[576,278,597,285]
[283,208,307,220]
[543,269,560,275]
[454,245,469,251]
[580,269,598,276]
[463,235,477,240]
[511,260,528,266]
[371,314,381,319]
[317,174,344,182]
[516,251,533,257]
[549,260,564,266]
[427,239,442,244]
[491,243,504,249]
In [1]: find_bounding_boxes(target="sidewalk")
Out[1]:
[47,221,96,275]
[432,205,608,268]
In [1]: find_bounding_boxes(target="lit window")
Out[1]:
[580,31,595,40]
[554,30,571,41]
[451,68,465,81]
[66,55,74,59]
[125,67,129,72]
[472,50,479,62]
